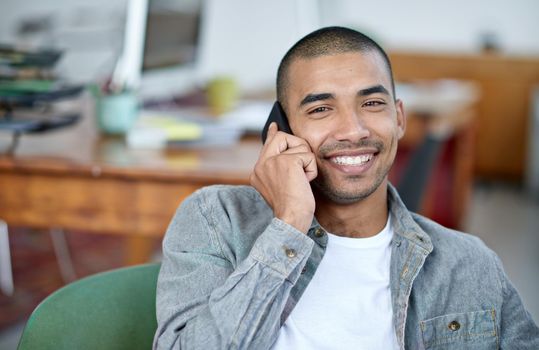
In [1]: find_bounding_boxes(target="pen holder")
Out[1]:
[97,92,138,135]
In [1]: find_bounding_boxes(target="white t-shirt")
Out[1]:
[272,217,399,350]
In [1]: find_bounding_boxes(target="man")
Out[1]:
[154,27,539,349]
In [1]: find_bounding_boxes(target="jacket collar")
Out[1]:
[387,183,433,254]
[308,183,433,253]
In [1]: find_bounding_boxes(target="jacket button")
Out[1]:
[301,266,307,274]
[285,248,297,258]
[448,321,460,331]
[315,228,324,238]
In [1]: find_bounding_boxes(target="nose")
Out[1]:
[333,107,370,142]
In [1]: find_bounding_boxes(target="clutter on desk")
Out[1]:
[129,83,271,149]
[127,109,243,149]
[0,44,61,69]
[0,44,84,153]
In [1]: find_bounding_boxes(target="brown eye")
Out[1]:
[363,100,385,107]
[309,106,330,114]
[362,100,387,111]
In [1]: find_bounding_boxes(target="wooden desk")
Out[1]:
[0,114,261,263]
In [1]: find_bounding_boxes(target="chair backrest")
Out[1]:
[18,263,161,350]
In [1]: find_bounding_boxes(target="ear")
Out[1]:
[395,99,406,139]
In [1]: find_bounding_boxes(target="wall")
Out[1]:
[199,0,539,89]
[1,0,538,89]
[197,0,320,91]
[319,0,539,55]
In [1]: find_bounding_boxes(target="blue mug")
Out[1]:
[97,92,138,134]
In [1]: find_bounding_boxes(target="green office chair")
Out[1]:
[17,263,161,350]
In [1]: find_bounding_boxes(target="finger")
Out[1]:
[294,152,318,181]
[277,152,318,181]
[302,154,318,181]
[265,122,278,142]
[281,144,311,155]
[260,122,279,154]
[265,131,311,155]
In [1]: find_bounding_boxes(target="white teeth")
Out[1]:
[332,154,373,166]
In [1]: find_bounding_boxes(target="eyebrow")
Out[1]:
[358,85,390,97]
[298,84,391,109]
[299,93,335,107]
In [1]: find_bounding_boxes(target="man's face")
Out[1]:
[285,51,406,204]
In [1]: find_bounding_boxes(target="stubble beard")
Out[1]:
[311,138,396,205]
[311,161,391,204]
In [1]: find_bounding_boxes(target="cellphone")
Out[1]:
[261,101,293,143]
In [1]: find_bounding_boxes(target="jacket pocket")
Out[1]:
[420,309,498,349]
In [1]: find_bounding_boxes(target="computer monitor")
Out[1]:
[137,0,203,100]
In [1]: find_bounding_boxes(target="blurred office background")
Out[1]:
[0,0,538,348]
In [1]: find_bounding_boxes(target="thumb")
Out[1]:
[267,122,278,138]
[304,156,318,182]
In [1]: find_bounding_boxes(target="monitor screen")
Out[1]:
[142,0,201,71]
[139,0,202,99]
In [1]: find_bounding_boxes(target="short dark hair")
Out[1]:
[276,26,395,110]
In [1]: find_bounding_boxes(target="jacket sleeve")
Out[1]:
[153,190,314,350]
[493,253,539,348]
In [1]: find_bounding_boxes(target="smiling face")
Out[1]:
[284,51,406,204]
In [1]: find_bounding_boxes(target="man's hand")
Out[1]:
[250,122,317,233]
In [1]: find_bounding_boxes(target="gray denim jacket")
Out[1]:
[154,184,539,349]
